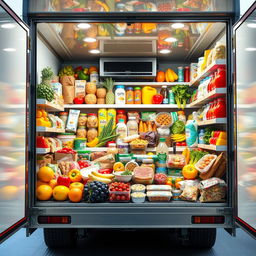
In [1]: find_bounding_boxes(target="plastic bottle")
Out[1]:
[134,87,142,104]
[116,119,127,142]
[127,116,138,136]
[160,85,169,104]
[168,89,175,104]
[156,138,169,174]
[185,120,198,148]
[198,129,205,144]
[156,138,169,156]
[126,87,134,104]
[115,85,126,105]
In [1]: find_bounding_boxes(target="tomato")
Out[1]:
[181,142,186,146]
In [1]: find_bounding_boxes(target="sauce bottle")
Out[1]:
[160,85,169,104]
[134,87,142,104]
[126,87,134,104]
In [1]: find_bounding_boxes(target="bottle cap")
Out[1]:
[134,87,141,90]
[126,87,134,90]
[116,85,125,89]
[159,138,166,142]
[119,119,124,122]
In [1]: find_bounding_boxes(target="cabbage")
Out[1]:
[171,120,185,134]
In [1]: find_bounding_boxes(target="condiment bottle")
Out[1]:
[134,87,142,104]
[126,87,134,104]
[160,85,169,104]
[127,116,138,136]
[116,110,127,124]
[116,119,127,142]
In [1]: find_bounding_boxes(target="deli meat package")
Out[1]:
[199,177,227,203]
[133,166,154,185]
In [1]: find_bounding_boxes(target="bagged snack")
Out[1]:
[199,178,227,202]
[180,185,199,202]
[141,111,156,121]
[66,109,80,132]
[60,76,75,104]
[167,154,186,169]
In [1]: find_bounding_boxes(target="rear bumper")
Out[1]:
[29,203,234,229]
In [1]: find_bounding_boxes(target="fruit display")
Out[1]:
[84,181,109,203]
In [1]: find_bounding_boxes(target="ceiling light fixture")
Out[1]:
[171,23,184,29]
[3,48,16,52]
[159,49,171,54]
[164,37,177,43]
[83,37,97,43]
[89,49,100,54]
[245,47,256,52]
[1,23,15,29]
[77,23,91,29]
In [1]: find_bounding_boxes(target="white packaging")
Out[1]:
[66,109,80,132]
[51,81,62,98]
[75,80,86,97]
[90,73,99,83]
[190,63,198,81]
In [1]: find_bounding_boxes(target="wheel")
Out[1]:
[43,228,77,248]
[188,228,216,249]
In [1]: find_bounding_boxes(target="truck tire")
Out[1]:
[188,228,216,249]
[43,228,77,248]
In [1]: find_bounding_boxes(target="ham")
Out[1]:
[133,167,154,180]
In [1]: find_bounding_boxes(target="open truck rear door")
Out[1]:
[0,0,29,243]
[234,1,256,238]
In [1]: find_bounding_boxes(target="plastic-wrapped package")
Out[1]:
[212,41,226,62]
[180,185,199,202]
[199,178,227,202]
[167,154,186,169]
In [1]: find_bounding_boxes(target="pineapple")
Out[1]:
[103,78,115,104]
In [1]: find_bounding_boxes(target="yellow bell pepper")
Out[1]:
[216,138,227,146]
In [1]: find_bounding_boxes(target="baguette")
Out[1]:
[214,156,227,178]
[200,153,223,180]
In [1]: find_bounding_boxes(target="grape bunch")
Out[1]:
[84,181,109,203]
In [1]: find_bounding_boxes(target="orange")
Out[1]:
[89,66,98,74]
[36,185,52,201]
[156,71,165,82]
[0,185,19,200]
[68,188,83,203]
[49,179,57,189]
[37,166,55,182]
[53,185,69,201]
[37,180,48,187]
[69,182,84,191]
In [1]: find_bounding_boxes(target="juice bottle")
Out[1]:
[107,109,116,128]
[126,87,134,104]
[98,109,107,134]
[134,87,142,104]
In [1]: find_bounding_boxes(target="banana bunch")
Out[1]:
[171,134,186,142]
[88,171,114,184]
[165,68,178,82]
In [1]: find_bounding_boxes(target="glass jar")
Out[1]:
[87,128,98,142]
[116,110,127,124]
[134,87,142,104]
[160,85,169,104]
[117,142,129,154]
[77,126,87,138]
[126,87,134,104]
[87,113,98,128]
[78,113,87,127]
[59,112,68,127]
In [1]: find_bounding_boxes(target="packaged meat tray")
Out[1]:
[132,166,154,185]
[146,185,172,191]
[147,191,172,202]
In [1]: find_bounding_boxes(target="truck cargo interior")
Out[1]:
[35,21,229,207]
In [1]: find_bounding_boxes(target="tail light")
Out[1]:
[38,216,71,224]
[192,216,225,224]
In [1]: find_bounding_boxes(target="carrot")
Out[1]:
[139,121,144,133]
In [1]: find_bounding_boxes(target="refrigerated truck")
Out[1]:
[0,0,255,249]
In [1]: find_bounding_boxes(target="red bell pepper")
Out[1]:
[152,94,163,104]
[74,66,83,72]
[36,136,49,148]
[77,160,90,169]
[98,169,113,174]
[57,176,71,187]
[73,96,85,104]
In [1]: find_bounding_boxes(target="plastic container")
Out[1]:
[131,192,146,203]
[77,151,91,160]
[114,171,133,182]
[146,185,172,191]
[154,173,167,184]
[127,116,138,136]
[116,119,127,142]
[134,87,142,104]
[87,113,98,128]
[131,184,146,193]
[155,112,173,128]
[59,112,68,128]
[57,133,76,149]
[115,85,126,105]
[167,154,186,169]
[198,129,205,144]
[195,154,217,173]
[117,142,129,154]
[147,191,172,202]
[74,138,87,150]
[109,189,131,202]
[172,189,181,201]
[126,87,134,104]
[177,66,184,82]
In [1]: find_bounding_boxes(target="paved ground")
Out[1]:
[0,228,255,256]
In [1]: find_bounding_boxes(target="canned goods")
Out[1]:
[177,66,184,82]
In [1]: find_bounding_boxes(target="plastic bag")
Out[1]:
[180,185,199,202]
